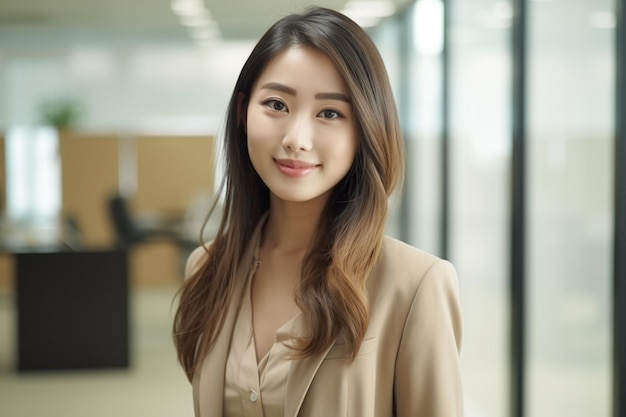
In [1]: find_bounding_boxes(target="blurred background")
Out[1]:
[0,0,623,416]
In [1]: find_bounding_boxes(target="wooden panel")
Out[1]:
[59,132,119,247]
[130,241,183,287]
[0,136,11,292]
[0,135,5,212]
[134,135,214,214]
[59,133,214,288]
[130,135,214,287]
[0,253,14,293]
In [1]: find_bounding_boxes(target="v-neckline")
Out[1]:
[246,261,302,368]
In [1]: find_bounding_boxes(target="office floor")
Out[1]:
[0,286,194,417]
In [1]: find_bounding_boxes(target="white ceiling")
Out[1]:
[0,0,412,43]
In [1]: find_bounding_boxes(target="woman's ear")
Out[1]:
[236,92,247,133]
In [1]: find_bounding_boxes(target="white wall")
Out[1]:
[0,30,255,134]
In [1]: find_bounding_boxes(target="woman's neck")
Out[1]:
[263,195,326,254]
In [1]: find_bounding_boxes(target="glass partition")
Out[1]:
[527,0,614,416]
[370,15,403,238]
[403,0,445,254]
[449,1,512,416]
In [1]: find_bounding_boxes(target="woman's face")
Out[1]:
[246,46,357,206]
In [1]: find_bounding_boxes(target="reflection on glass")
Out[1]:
[527,0,613,416]
[371,15,402,237]
[449,1,511,416]
[403,0,444,255]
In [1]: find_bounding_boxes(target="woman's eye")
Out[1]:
[319,109,342,119]
[264,99,287,111]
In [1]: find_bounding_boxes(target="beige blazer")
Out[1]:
[187,218,463,417]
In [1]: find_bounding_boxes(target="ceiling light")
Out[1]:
[341,0,396,27]
[171,0,205,17]
[170,0,221,44]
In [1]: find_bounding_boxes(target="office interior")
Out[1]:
[0,0,624,416]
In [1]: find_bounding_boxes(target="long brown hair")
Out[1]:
[173,6,404,380]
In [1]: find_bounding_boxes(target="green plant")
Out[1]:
[38,98,83,129]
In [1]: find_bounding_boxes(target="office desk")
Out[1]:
[14,250,129,371]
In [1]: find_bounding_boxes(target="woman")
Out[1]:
[174,7,463,417]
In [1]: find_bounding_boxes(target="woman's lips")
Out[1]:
[274,159,320,178]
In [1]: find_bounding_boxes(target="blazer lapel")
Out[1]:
[283,328,336,417]
[195,216,266,417]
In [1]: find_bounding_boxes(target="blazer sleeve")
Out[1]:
[394,258,463,417]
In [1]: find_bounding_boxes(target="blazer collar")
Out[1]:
[194,212,337,417]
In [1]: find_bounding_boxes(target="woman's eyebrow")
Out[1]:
[315,92,350,103]
[260,82,350,103]
[260,82,296,96]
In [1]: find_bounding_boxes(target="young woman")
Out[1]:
[173,7,463,417]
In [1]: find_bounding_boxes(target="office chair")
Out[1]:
[108,194,149,248]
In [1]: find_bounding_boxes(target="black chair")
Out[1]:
[108,194,148,248]
[108,194,181,249]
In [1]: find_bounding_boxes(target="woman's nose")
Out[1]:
[282,116,313,152]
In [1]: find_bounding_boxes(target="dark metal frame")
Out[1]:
[440,0,451,259]
[396,8,413,245]
[511,0,527,417]
[614,1,625,416]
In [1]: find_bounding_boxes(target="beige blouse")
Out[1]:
[223,255,302,417]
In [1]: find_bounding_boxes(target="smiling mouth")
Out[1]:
[274,159,320,177]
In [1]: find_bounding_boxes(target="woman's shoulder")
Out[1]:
[365,236,461,340]
[380,235,446,269]
[373,235,458,293]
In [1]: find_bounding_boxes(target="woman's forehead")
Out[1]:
[251,46,350,98]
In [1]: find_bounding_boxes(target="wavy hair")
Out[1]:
[173,6,404,380]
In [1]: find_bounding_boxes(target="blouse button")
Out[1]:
[249,389,258,402]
